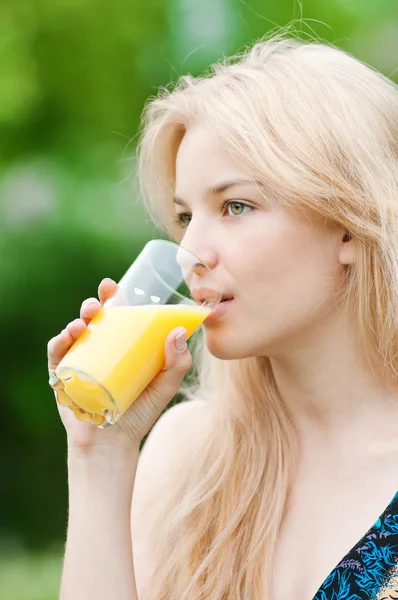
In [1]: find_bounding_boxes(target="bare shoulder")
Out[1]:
[131,400,211,596]
[135,399,210,489]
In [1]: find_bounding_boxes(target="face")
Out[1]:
[173,124,349,360]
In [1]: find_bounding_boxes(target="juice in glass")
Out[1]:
[53,303,210,426]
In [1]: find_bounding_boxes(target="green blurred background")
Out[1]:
[1,0,397,598]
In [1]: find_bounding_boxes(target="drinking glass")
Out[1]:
[49,239,221,428]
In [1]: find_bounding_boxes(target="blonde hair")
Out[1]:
[136,29,398,599]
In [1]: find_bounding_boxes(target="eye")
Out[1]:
[224,200,253,217]
[173,200,254,229]
[174,213,192,228]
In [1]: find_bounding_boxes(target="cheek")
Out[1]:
[205,217,343,359]
[238,226,342,332]
[255,224,338,292]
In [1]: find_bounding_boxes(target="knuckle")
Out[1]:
[102,277,114,286]
[81,297,99,308]
[67,318,79,328]
[175,353,192,372]
[47,335,58,352]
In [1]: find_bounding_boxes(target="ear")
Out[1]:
[338,232,356,265]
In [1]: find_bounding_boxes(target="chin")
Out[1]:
[202,322,292,360]
[203,330,261,361]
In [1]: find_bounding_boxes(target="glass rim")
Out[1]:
[145,239,221,308]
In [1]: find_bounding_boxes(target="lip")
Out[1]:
[204,298,234,322]
[191,287,232,305]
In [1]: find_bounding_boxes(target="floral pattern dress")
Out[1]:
[314,491,398,599]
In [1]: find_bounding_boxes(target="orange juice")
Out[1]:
[52,304,209,426]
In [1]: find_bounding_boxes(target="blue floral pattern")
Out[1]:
[314,491,398,599]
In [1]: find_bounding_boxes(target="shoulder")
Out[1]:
[137,399,211,478]
[131,400,212,595]
[133,399,211,504]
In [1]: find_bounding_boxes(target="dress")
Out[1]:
[313,491,398,599]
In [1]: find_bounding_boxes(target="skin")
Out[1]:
[47,279,192,452]
[174,126,354,364]
[173,125,398,440]
[173,124,398,597]
[48,288,193,600]
[48,123,398,599]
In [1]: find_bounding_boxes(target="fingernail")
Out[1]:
[175,329,187,352]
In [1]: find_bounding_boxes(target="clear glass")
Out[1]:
[48,240,221,428]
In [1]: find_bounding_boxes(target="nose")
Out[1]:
[176,232,219,298]
[176,244,218,274]
[177,221,218,271]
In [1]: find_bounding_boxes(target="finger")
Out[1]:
[65,318,86,340]
[115,328,193,440]
[80,297,101,324]
[47,329,73,373]
[98,278,118,305]
[47,319,86,373]
[162,328,190,372]
[147,328,192,404]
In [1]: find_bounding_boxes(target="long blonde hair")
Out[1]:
[136,29,398,599]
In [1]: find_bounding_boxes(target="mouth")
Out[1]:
[191,287,234,306]
[203,296,234,322]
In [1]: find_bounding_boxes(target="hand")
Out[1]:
[47,278,193,454]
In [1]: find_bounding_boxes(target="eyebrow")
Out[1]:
[173,178,262,206]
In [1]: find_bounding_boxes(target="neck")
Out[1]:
[269,310,398,452]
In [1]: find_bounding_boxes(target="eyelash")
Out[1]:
[173,199,254,229]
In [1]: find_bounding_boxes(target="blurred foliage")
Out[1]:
[0,0,397,596]
[0,547,62,600]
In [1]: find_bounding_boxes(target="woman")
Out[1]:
[47,31,398,599]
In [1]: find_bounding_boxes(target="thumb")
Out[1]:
[160,325,192,380]
[146,327,192,405]
[163,327,192,370]
[118,328,192,442]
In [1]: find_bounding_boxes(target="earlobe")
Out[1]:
[339,233,356,265]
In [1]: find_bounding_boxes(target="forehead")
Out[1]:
[173,124,331,233]
[175,124,251,193]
